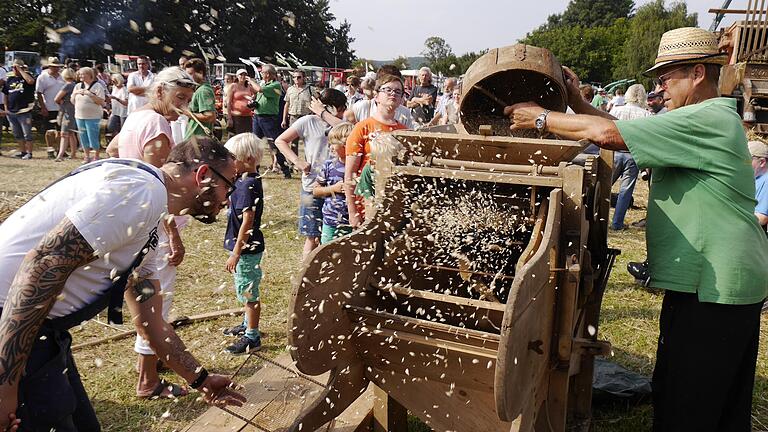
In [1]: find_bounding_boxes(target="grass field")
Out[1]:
[1,137,768,432]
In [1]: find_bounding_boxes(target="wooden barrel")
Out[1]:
[458,44,568,137]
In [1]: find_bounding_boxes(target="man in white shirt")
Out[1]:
[127,55,154,115]
[35,57,65,150]
[0,138,245,431]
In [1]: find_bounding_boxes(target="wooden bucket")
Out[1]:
[458,44,568,137]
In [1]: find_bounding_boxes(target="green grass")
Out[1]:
[2,136,768,431]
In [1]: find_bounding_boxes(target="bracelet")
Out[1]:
[190,367,209,389]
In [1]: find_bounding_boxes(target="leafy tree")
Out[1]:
[617,0,697,84]
[557,0,635,28]
[522,18,630,84]
[391,56,409,70]
[422,36,453,61]
[0,0,355,68]
[453,50,487,75]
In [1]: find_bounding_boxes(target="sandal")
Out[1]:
[138,379,189,399]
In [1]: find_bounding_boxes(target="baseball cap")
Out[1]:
[647,91,662,99]
[748,140,768,158]
[236,68,248,76]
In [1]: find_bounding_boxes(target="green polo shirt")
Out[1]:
[616,97,768,304]
[184,82,216,141]
[254,80,281,116]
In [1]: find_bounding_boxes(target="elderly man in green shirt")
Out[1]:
[506,27,768,431]
[183,58,217,140]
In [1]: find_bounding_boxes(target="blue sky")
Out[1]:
[327,0,741,60]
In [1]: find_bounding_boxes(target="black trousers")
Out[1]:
[652,291,763,432]
[16,324,100,431]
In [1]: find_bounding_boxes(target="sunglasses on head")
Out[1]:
[171,78,199,89]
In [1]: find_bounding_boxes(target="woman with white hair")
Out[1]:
[71,66,106,162]
[107,66,198,400]
[608,83,651,230]
[107,73,128,137]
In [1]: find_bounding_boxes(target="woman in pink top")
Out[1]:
[106,66,198,400]
[226,69,256,135]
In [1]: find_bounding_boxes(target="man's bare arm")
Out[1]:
[0,218,96,385]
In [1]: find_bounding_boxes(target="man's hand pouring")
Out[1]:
[504,102,544,132]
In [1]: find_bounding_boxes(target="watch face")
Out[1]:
[535,118,545,129]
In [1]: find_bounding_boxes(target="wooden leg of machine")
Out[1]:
[289,360,369,432]
[372,385,408,432]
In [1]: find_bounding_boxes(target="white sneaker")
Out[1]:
[21,153,32,160]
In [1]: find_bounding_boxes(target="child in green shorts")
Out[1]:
[222,133,266,354]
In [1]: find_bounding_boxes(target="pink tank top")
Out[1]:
[118,110,174,160]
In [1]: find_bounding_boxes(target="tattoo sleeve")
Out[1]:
[126,283,202,383]
[0,217,96,385]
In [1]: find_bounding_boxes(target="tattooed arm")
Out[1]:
[124,277,246,407]
[0,218,96,429]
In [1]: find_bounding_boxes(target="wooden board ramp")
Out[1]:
[184,353,374,432]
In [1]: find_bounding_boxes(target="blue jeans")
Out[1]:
[75,118,101,149]
[611,151,639,229]
[253,115,290,177]
[7,111,33,142]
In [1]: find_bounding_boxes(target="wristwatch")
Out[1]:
[535,110,551,133]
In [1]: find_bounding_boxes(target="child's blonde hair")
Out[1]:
[225,132,264,164]
[328,122,354,147]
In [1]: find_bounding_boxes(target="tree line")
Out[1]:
[0,0,355,68]
[521,0,698,87]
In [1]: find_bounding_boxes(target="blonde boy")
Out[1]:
[222,133,266,354]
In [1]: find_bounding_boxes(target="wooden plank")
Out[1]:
[495,189,562,422]
[329,384,375,432]
[346,305,500,346]
[391,130,586,166]
[185,353,328,432]
[372,385,407,432]
[72,307,243,352]
[371,283,506,312]
[392,165,563,187]
[710,8,748,13]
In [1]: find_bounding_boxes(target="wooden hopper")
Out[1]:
[457,44,568,137]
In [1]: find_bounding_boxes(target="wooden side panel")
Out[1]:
[368,368,513,432]
[494,189,562,423]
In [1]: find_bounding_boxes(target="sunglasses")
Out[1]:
[171,78,199,89]
[207,165,235,198]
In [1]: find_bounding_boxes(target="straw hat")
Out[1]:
[46,56,64,67]
[645,27,728,75]
[749,140,768,158]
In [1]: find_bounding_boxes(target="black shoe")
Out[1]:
[225,335,261,355]
[627,260,650,286]
[223,323,246,336]
[630,218,647,228]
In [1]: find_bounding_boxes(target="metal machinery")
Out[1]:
[716,1,768,131]
[287,44,618,432]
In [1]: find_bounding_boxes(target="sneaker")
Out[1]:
[222,324,246,336]
[12,152,26,159]
[609,224,626,231]
[21,153,32,160]
[225,335,261,355]
[630,219,647,228]
[627,261,650,286]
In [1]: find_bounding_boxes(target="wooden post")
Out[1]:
[372,385,407,432]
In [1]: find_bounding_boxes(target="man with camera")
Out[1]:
[251,64,291,178]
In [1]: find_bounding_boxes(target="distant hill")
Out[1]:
[370,56,428,70]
